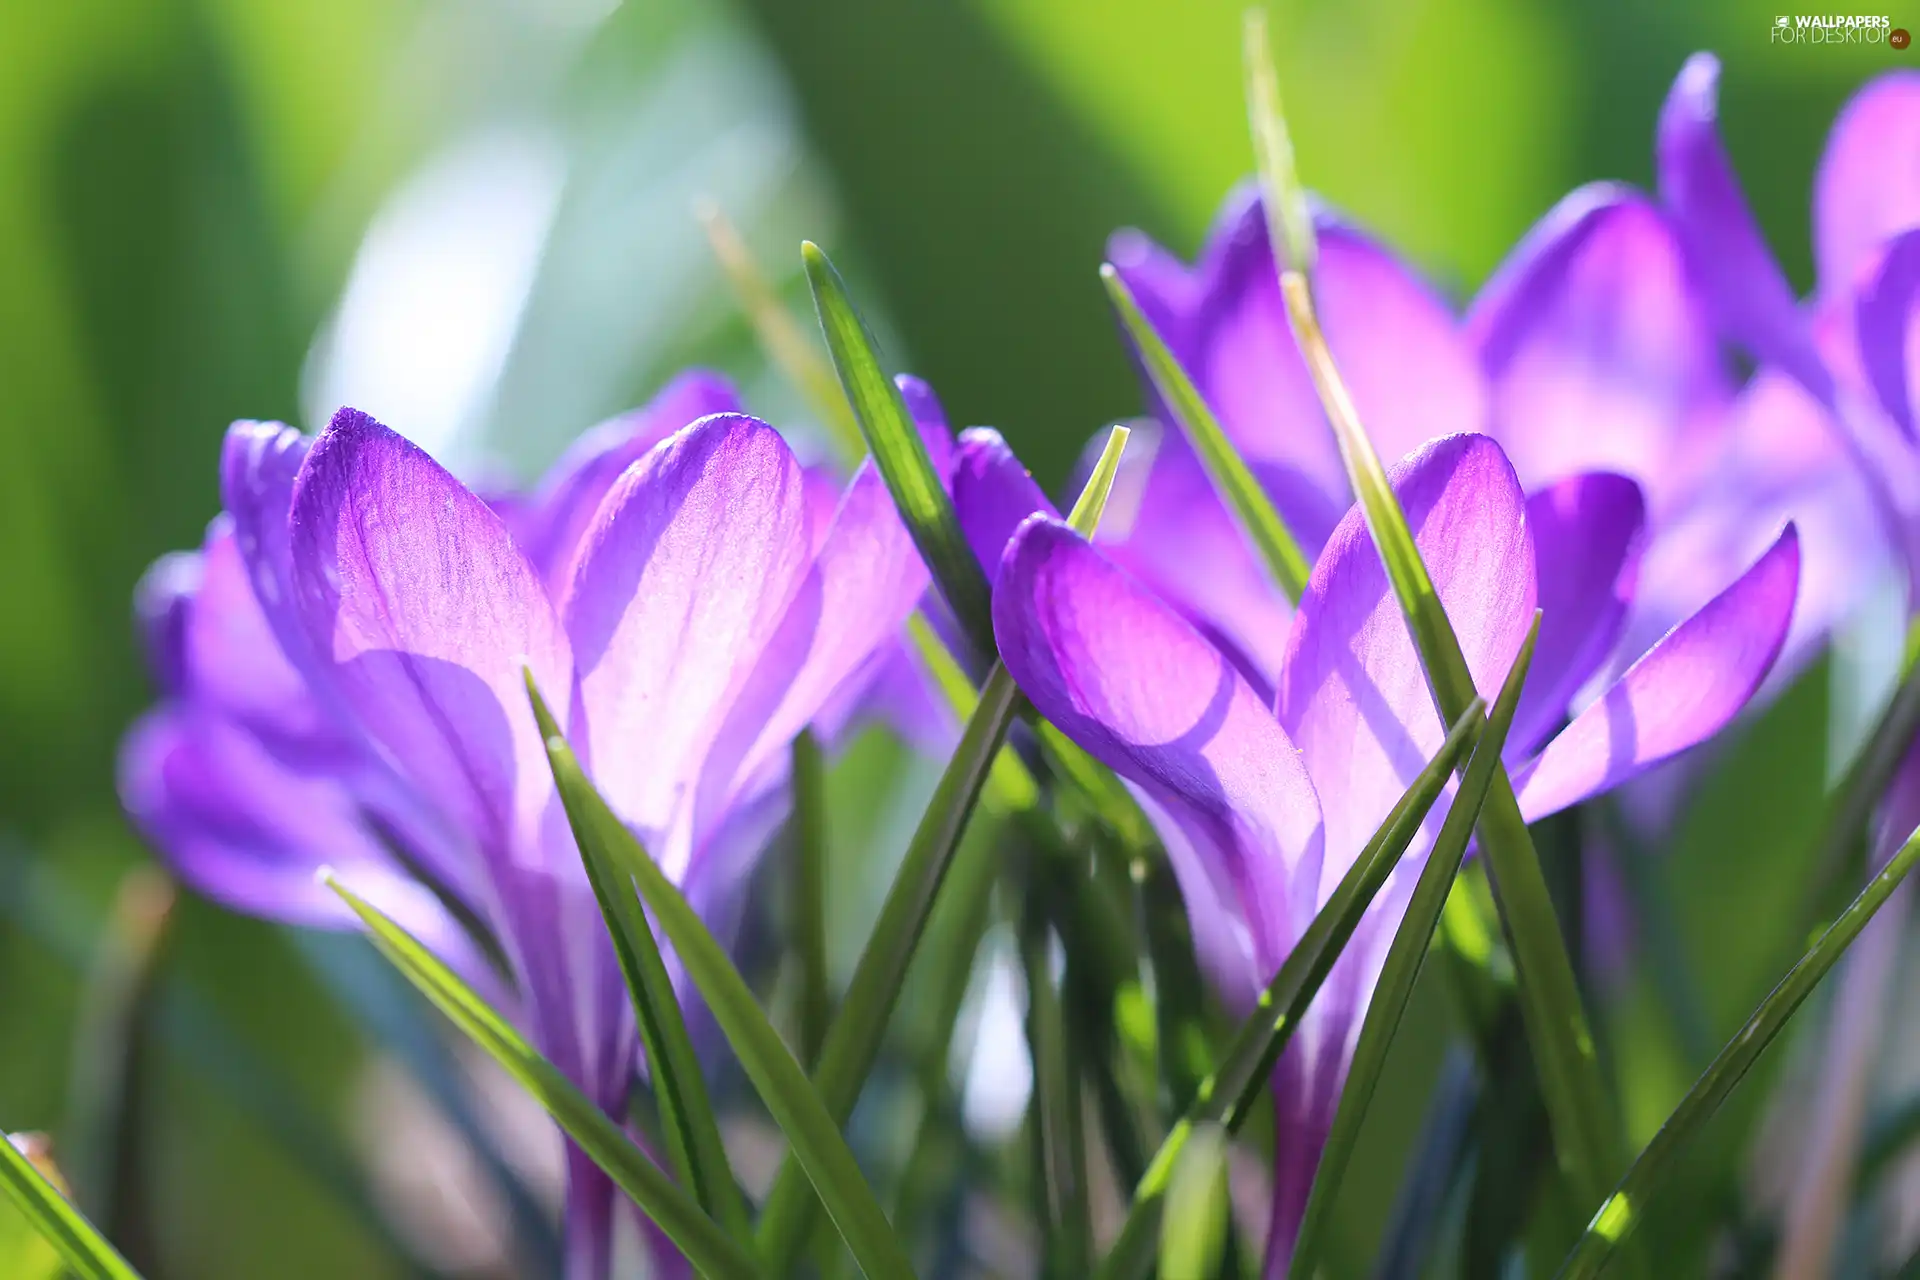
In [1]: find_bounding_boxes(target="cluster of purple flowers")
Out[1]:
[118,53,1920,1277]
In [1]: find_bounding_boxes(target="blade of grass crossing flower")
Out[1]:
[525,677,750,1241]
[1159,1122,1233,1280]
[803,240,994,660]
[1260,98,1619,1208]
[319,874,761,1280]
[0,1132,140,1280]
[1290,615,1539,1279]
[530,724,916,1280]
[1242,9,1316,276]
[792,730,832,1068]
[758,428,1132,1271]
[1100,265,1311,603]
[699,203,865,463]
[1095,696,1485,1280]
[1556,820,1920,1279]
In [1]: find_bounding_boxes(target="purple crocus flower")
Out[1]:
[958,427,1799,1269]
[121,372,946,1277]
[1102,80,1888,695]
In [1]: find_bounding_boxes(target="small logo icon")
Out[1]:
[1776,13,1792,25]
[1895,26,1912,46]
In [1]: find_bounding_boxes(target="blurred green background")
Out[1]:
[0,0,1904,1274]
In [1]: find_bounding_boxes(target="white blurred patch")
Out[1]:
[956,929,1031,1143]
[304,128,565,465]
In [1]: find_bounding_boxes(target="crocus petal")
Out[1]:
[951,427,1057,582]
[520,371,745,588]
[1276,434,1537,893]
[1468,185,1732,509]
[993,514,1324,983]
[1514,524,1800,820]
[1815,71,1920,299]
[183,522,347,764]
[1856,228,1920,440]
[1182,188,1486,503]
[119,704,473,962]
[1103,435,1332,678]
[134,550,200,695]
[1510,473,1646,757]
[693,451,936,845]
[562,415,812,874]
[289,408,573,867]
[895,373,957,478]
[1657,53,1835,405]
[221,420,323,676]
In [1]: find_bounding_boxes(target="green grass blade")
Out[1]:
[699,203,865,463]
[1251,31,1619,1215]
[1290,615,1539,1278]
[526,677,750,1241]
[0,1131,140,1280]
[1242,9,1316,277]
[1158,1122,1233,1280]
[319,874,761,1280]
[1096,695,1486,1280]
[1555,820,1920,1279]
[1023,894,1092,1276]
[528,736,915,1280]
[792,729,832,1068]
[804,240,995,661]
[1100,264,1311,604]
[755,424,1131,1274]
[756,663,1020,1271]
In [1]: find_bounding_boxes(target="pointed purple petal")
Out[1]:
[1657,53,1835,405]
[521,371,745,588]
[1467,185,1732,509]
[289,408,573,864]
[950,427,1057,583]
[1276,434,1536,889]
[894,373,958,478]
[1514,524,1800,820]
[1815,71,1920,298]
[561,415,812,871]
[992,514,1324,985]
[1510,473,1646,756]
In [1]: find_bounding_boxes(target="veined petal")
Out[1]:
[1657,53,1835,404]
[520,371,745,588]
[289,408,573,866]
[1511,473,1646,757]
[992,514,1324,974]
[562,414,812,875]
[694,451,936,845]
[1276,434,1536,896]
[1514,524,1800,820]
[1468,185,1732,509]
[1815,71,1920,299]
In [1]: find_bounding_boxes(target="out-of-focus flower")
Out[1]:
[964,428,1798,1267]
[1102,74,1887,697]
[120,374,946,1277]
